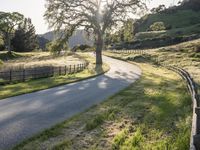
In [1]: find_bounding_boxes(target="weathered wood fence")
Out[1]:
[0,63,87,84]
[168,67,200,150]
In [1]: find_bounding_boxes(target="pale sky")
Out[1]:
[0,0,180,34]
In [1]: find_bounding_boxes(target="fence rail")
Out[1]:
[109,49,200,150]
[167,67,200,150]
[0,63,87,85]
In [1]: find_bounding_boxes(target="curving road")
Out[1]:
[0,56,141,149]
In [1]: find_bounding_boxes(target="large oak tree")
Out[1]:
[44,0,146,65]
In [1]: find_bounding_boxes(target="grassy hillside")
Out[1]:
[107,38,200,94]
[137,9,200,33]
[135,23,200,40]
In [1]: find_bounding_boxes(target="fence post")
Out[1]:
[65,65,67,75]
[9,69,12,82]
[195,107,200,134]
[194,112,200,150]
[69,65,71,74]
[23,69,25,82]
[59,66,61,75]
[52,66,54,76]
[74,65,76,73]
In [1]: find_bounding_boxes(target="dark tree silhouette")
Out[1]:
[12,18,38,52]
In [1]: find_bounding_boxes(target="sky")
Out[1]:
[0,0,180,34]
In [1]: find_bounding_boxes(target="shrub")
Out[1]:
[149,22,166,31]
[72,44,95,52]
[46,40,69,55]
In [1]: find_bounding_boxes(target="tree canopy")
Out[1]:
[12,18,38,52]
[0,12,24,52]
[44,0,146,65]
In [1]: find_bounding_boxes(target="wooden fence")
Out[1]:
[108,49,200,150]
[0,63,87,85]
[110,49,149,54]
[167,67,200,150]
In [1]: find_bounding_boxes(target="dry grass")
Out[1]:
[0,51,86,71]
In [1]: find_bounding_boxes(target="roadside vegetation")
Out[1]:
[0,52,109,99]
[105,38,200,94]
[0,51,85,70]
[13,60,191,150]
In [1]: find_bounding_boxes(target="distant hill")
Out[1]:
[39,30,94,48]
[37,36,50,50]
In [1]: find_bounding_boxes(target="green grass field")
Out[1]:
[13,62,191,150]
[135,23,200,40]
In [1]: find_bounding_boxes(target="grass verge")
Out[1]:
[0,53,110,100]
[13,59,191,150]
[105,38,200,94]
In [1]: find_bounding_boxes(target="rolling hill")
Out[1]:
[39,30,94,49]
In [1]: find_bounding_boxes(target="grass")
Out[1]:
[105,38,200,94]
[12,60,191,150]
[135,23,200,40]
[0,51,85,70]
[0,51,29,61]
[0,53,110,100]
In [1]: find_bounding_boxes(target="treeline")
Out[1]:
[0,12,38,52]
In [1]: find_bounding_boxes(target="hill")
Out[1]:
[39,30,94,49]
[113,0,200,49]
[136,9,200,33]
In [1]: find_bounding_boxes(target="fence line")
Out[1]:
[109,49,200,150]
[0,63,87,85]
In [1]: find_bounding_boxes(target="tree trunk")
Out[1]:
[5,33,11,54]
[8,35,11,53]
[96,34,103,65]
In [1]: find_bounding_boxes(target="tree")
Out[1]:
[151,5,166,14]
[46,40,69,55]
[12,18,38,52]
[44,0,145,65]
[149,22,166,31]
[0,12,24,53]
[37,36,50,50]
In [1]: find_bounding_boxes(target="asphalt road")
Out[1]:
[0,56,141,149]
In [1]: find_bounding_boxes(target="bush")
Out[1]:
[72,44,95,52]
[46,40,69,55]
[149,22,166,31]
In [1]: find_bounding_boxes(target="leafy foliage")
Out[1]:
[37,36,50,50]
[46,40,69,55]
[149,22,166,31]
[12,18,38,52]
[0,12,24,52]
